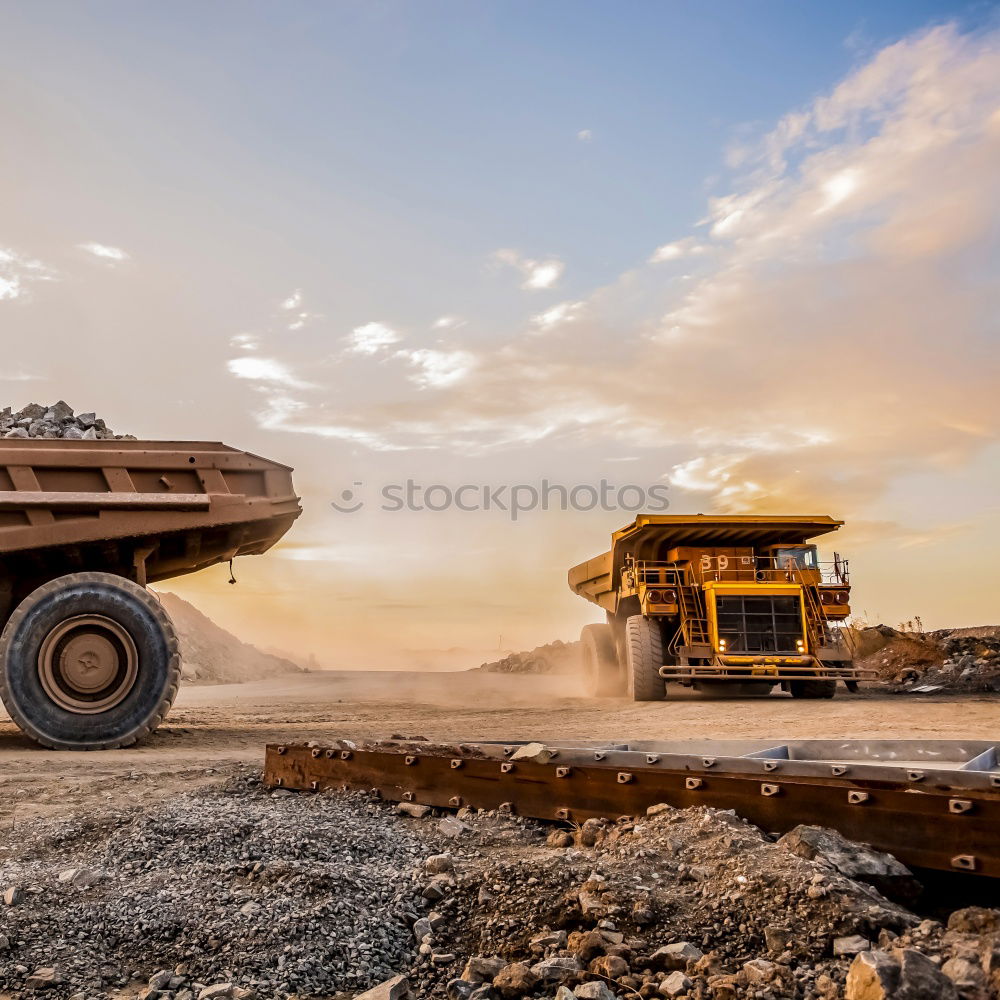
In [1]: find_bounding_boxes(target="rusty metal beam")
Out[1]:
[264,740,1000,879]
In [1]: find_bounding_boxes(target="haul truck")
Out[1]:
[569,515,868,701]
[0,438,300,749]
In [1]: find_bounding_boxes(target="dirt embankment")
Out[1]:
[477,640,581,676]
[155,592,306,686]
[856,625,1000,693]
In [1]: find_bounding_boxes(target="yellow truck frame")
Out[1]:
[568,514,870,701]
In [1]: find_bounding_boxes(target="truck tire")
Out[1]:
[580,623,621,696]
[625,615,666,701]
[789,679,837,699]
[0,572,180,750]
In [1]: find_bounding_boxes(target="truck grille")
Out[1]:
[715,594,803,654]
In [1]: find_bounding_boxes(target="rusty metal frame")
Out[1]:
[265,738,1000,878]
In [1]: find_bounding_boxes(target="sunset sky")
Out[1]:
[2,1,998,667]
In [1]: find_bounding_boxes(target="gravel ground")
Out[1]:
[1,768,998,1000]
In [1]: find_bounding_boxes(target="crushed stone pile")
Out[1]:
[155,592,305,685]
[858,625,1000,693]
[2,770,999,1000]
[478,640,581,675]
[1,402,134,440]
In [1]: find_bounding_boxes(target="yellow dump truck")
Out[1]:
[569,514,867,700]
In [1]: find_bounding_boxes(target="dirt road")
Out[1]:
[0,671,995,826]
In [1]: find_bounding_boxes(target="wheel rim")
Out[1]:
[37,615,139,714]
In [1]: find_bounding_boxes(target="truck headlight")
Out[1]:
[796,638,806,651]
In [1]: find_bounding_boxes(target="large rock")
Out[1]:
[352,977,411,1000]
[778,825,922,905]
[493,962,539,998]
[531,956,583,982]
[845,949,958,1000]
[650,942,703,970]
[462,957,508,983]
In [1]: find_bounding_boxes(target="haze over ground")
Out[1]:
[1,1,998,666]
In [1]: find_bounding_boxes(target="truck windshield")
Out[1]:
[716,594,804,653]
[773,546,817,570]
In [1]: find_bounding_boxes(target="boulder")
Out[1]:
[650,942,703,971]
[778,825,922,905]
[462,957,508,983]
[845,949,958,1000]
[659,972,692,997]
[352,977,411,1000]
[574,983,615,1000]
[493,962,539,998]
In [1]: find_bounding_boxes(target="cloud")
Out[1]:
[493,249,565,290]
[432,315,466,330]
[577,129,593,142]
[226,356,314,390]
[649,238,707,263]
[230,333,259,351]
[345,321,402,355]
[281,289,302,310]
[531,301,584,332]
[0,247,57,301]
[398,348,476,389]
[79,242,128,262]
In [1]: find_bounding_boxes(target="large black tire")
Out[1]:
[0,572,180,750]
[625,615,666,702]
[580,623,621,696]
[789,679,837,699]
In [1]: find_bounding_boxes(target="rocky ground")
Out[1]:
[0,402,133,440]
[0,768,997,1000]
[856,626,1000,694]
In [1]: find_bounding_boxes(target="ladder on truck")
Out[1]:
[793,567,855,657]
[672,574,710,654]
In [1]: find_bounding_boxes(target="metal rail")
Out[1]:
[264,738,1000,879]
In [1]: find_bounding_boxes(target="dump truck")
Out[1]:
[569,514,868,701]
[0,438,300,749]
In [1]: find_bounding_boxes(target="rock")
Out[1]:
[439,816,468,838]
[25,968,59,990]
[555,988,575,1000]
[62,425,84,439]
[764,926,792,954]
[510,743,556,763]
[845,949,959,1000]
[412,917,432,941]
[743,959,778,984]
[530,930,567,952]
[447,980,475,1000]
[425,853,454,874]
[835,935,872,957]
[44,400,74,422]
[650,942,703,971]
[77,412,97,428]
[198,987,234,1000]
[946,906,1000,934]
[493,962,539,998]
[148,971,174,990]
[547,830,574,848]
[353,977,411,1000]
[422,876,453,900]
[531,956,583,982]
[57,867,99,888]
[659,972,692,998]
[397,802,432,818]
[574,983,615,1000]
[646,803,672,817]
[778,825,922,905]
[462,957,509,983]
[432,953,458,964]
[941,956,988,995]
[589,955,629,979]
[568,930,609,961]
[4,428,28,438]
[579,818,610,847]
[3,886,23,905]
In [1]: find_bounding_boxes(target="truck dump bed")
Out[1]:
[0,439,301,592]
[569,514,843,613]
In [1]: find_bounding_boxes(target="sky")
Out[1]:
[1,0,999,667]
